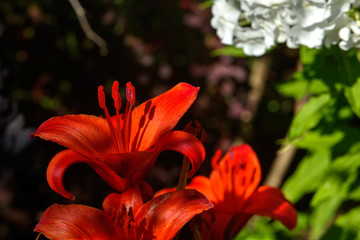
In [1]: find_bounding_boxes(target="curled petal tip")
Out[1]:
[64,193,75,200]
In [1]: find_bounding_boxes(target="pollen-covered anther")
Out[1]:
[112,81,122,111]
[126,82,136,108]
[98,86,107,110]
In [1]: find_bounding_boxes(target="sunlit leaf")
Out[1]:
[289,93,331,141]
[344,77,360,118]
[300,46,318,65]
[294,129,344,150]
[276,73,309,99]
[310,172,356,239]
[282,149,330,203]
[322,206,360,240]
[309,176,344,239]
[331,143,360,172]
[234,217,276,240]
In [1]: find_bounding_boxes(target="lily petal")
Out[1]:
[187,176,217,202]
[34,204,116,240]
[243,185,297,230]
[154,176,217,202]
[96,151,157,179]
[98,129,205,180]
[224,212,252,240]
[47,150,131,199]
[220,145,262,200]
[32,114,114,157]
[135,189,214,240]
[130,82,199,151]
[155,130,205,178]
[103,182,152,216]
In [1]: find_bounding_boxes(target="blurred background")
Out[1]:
[0,0,299,239]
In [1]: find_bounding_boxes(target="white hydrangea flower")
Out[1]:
[234,21,276,56]
[210,0,241,45]
[210,0,360,56]
[339,21,360,50]
[287,26,325,48]
[296,2,332,28]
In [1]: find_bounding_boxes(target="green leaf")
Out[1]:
[234,217,276,240]
[331,142,360,172]
[199,0,212,9]
[347,168,360,201]
[348,184,360,201]
[272,212,309,239]
[309,78,331,95]
[294,129,344,150]
[322,206,360,240]
[289,93,332,141]
[211,46,248,58]
[276,73,309,99]
[337,105,353,120]
[311,176,343,207]
[336,206,360,230]
[282,149,331,203]
[310,171,357,239]
[310,196,343,240]
[300,46,318,65]
[344,77,360,118]
[309,176,346,239]
[236,213,309,240]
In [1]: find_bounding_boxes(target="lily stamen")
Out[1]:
[123,82,136,152]
[98,85,121,153]
[111,81,124,152]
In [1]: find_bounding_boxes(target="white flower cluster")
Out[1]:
[211,0,360,56]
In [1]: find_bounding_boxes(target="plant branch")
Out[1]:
[68,0,108,55]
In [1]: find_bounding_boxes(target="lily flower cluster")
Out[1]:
[32,81,297,239]
[211,0,360,56]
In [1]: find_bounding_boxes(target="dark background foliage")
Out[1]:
[0,0,297,239]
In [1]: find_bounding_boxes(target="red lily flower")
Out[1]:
[31,81,205,199]
[155,144,297,240]
[34,182,214,240]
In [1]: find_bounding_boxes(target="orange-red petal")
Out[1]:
[32,114,115,157]
[243,185,297,230]
[47,150,131,199]
[186,176,217,202]
[129,82,199,151]
[96,150,158,179]
[155,130,205,178]
[135,189,213,240]
[98,130,205,180]
[220,144,262,201]
[154,176,217,203]
[103,182,151,216]
[34,204,116,240]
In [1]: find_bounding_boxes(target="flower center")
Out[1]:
[111,205,138,239]
[98,81,136,153]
